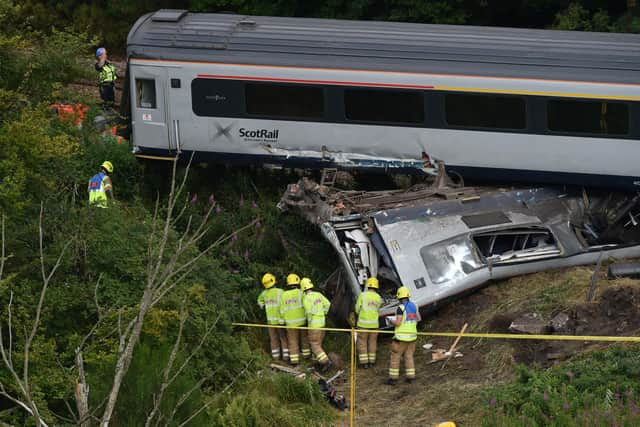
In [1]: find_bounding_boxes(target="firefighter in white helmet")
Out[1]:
[301,277,332,373]
[258,273,289,361]
[355,277,382,368]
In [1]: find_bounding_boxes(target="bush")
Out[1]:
[482,345,640,426]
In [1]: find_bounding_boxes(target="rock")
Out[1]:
[508,313,549,335]
[550,312,570,333]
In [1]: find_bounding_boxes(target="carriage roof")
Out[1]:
[127,9,640,84]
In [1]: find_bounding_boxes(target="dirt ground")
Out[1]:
[328,265,640,427]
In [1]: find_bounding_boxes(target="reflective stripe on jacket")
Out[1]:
[355,290,381,329]
[303,291,331,328]
[258,288,282,325]
[88,172,108,208]
[97,62,117,84]
[280,287,306,326]
[394,301,418,342]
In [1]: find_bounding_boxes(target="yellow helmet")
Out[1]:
[300,277,314,292]
[286,273,301,286]
[397,286,411,299]
[101,161,114,173]
[261,273,276,288]
[366,277,379,289]
[436,423,456,427]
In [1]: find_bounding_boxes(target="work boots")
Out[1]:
[384,378,397,386]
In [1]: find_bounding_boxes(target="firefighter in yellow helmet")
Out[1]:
[279,273,310,365]
[386,286,421,385]
[88,161,114,208]
[301,277,332,372]
[257,273,289,361]
[355,277,382,368]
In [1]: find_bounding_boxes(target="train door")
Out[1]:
[130,66,177,152]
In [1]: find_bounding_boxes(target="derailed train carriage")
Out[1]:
[125,10,640,189]
[278,179,640,322]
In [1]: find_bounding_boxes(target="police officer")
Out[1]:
[94,47,117,109]
[258,273,289,361]
[88,161,114,208]
[386,286,421,385]
[355,277,382,368]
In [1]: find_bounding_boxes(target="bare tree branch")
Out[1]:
[145,303,187,427]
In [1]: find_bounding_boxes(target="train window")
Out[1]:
[445,94,526,129]
[344,89,424,124]
[547,99,628,135]
[136,79,156,109]
[245,83,324,119]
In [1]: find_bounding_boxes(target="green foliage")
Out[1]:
[553,3,613,32]
[481,345,640,426]
[214,372,335,426]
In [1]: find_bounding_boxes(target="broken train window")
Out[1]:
[420,237,483,285]
[472,227,560,262]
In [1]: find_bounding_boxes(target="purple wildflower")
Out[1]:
[255,220,262,229]
[543,391,549,401]
[252,200,258,209]
[208,194,215,205]
[215,205,222,214]
[489,397,497,407]
[563,402,569,412]
[190,193,198,204]
[231,233,238,242]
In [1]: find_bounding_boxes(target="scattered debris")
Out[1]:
[422,343,434,350]
[587,252,604,302]
[607,261,640,279]
[431,323,468,367]
[508,313,549,335]
[269,363,348,410]
[549,313,571,333]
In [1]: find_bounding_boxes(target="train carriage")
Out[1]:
[126,9,640,188]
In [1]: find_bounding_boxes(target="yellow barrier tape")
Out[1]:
[232,322,640,342]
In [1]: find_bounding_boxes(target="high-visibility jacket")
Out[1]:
[97,62,117,85]
[280,286,306,327]
[355,290,381,329]
[88,172,111,208]
[257,287,283,325]
[303,290,331,328]
[393,301,419,342]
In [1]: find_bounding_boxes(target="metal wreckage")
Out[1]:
[278,167,640,324]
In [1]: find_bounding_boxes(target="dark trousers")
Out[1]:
[99,82,115,107]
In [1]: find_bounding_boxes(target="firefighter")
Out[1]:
[386,286,421,385]
[301,277,332,372]
[279,273,309,365]
[355,277,382,368]
[258,273,289,361]
[94,47,117,109]
[88,161,114,208]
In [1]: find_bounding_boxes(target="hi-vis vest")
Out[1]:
[394,301,418,342]
[280,287,306,327]
[258,287,282,325]
[88,172,108,208]
[355,290,381,329]
[303,291,331,328]
[98,62,117,85]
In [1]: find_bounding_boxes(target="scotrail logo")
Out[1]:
[239,127,279,141]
